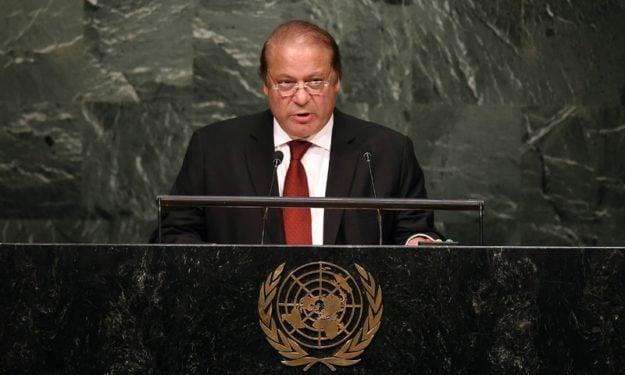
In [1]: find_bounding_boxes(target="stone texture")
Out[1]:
[521,106,625,245]
[1,1,624,245]
[1,244,624,373]
[83,0,194,102]
[0,103,82,217]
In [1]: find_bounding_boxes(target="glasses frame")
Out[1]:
[268,75,333,98]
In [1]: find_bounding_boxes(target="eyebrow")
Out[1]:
[271,71,329,80]
[272,73,331,81]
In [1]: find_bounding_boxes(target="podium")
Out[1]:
[2,243,625,373]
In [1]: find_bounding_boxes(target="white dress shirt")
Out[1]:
[273,116,333,245]
[272,115,433,245]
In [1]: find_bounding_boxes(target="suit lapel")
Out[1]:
[324,110,361,244]
[244,110,285,244]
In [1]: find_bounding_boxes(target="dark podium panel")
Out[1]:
[2,244,625,374]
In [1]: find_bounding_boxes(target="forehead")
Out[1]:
[265,38,333,74]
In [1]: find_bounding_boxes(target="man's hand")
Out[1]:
[405,234,434,247]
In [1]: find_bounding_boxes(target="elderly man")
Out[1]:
[156,20,440,245]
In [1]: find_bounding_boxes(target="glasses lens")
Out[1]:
[276,83,295,95]
[306,81,325,93]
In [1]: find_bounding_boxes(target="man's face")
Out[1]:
[263,39,340,139]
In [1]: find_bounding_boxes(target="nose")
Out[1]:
[291,85,312,106]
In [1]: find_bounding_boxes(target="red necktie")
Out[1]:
[283,140,312,244]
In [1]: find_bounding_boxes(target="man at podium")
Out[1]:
[155,20,441,246]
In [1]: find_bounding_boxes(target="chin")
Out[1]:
[287,124,317,139]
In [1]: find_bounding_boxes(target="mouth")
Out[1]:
[292,112,313,123]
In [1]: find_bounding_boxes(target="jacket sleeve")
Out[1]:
[391,135,441,244]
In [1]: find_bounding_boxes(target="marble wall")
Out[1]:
[1,0,624,245]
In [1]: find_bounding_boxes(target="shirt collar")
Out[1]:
[273,114,334,152]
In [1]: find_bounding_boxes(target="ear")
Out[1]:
[333,78,341,93]
[263,84,269,96]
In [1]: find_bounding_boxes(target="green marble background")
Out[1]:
[1,0,624,245]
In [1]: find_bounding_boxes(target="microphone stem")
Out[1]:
[261,154,283,244]
[364,152,383,246]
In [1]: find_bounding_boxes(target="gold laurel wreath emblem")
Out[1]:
[258,263,383,372]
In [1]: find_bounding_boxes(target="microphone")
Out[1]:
[261,150,284,244]
[363,151,382,245]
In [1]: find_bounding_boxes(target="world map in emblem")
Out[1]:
[276,261,364,349]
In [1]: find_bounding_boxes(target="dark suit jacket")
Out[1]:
[156,109,438,245]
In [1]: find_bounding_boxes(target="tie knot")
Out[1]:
[288,140,312,161]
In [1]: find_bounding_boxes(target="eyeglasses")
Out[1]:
[269,78,332,98]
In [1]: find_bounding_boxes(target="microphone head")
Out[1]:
[273,150,284,166]
[362,151,372,162]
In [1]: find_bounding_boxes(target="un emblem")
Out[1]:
[258,262,383,371]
